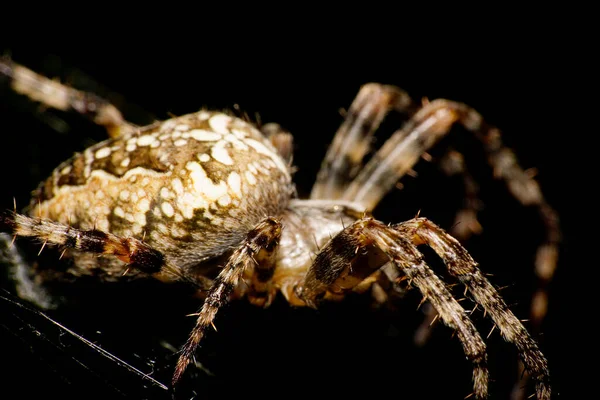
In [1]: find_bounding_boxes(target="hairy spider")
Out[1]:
[0,58,559,399]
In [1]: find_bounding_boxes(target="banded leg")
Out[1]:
[172,217,281,386]
[297,218,489,399]
[0,57,137,138]
[395,218,550,399]
[2,212,166,275]
[341,98,560,346]
[310,83,414,200]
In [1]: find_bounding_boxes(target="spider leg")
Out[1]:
[310,83,413,200]
[2,212,166,275]
[297,217,489,399]
[172,217,281,386]
[341,97,560,342]
[0,57,136,138]
[395,217,550,400]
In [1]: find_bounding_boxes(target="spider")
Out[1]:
[0,58,559,399]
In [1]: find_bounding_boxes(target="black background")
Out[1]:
[0,18,586,400]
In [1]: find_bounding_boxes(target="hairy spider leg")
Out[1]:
[339,97,560,352]
[296,217,489,399]
[172,217,281,386]
[4,212,166,274]
[0,57,136,138]
[395,218,550,400]
[310,83,413,200]
[1,211,215,294]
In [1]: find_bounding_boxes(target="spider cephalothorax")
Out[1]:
[0,59,559,399]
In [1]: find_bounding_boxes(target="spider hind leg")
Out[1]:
[0,57,136,138]
[2,212,167,278]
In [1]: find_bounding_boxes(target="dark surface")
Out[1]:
[0,30,582,400]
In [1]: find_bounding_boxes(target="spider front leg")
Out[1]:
[341,97,560,338]
[297,217,490,399]
[0,57,137,138]
[395,218,550,399]
[172,217,282,386]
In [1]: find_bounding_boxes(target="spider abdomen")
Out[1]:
[29,111,294,268]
